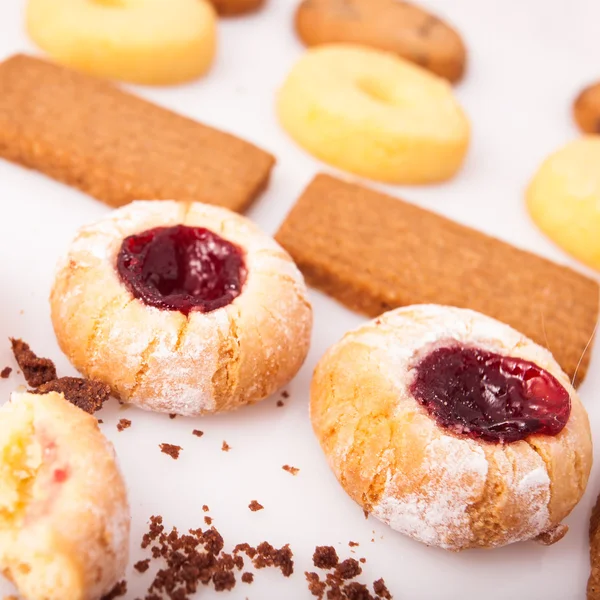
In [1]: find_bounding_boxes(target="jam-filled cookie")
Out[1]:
[310,305,592,550]
[51,201,312,416]
[0,391,130,600]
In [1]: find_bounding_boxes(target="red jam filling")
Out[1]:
[117,225,246,315]
[409,346,571,443]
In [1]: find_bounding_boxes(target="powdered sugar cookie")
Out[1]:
[0,391,130,600]
[51,201,312,416]
[310,305,592,550]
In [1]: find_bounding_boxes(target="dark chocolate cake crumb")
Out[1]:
[1,366,12,378]
[282,464,299,475]
[342,581,374,599]
[249,500,264,512]
[373,578,391,599]
[313,546,339,570]
[34,377,110,414]
[169,413,177,419]
[253,542,294,577]
[193,429,204,437]
[101,580,127,600]
[134,559,151,573]
[276,400,284,407]
[306,572,326,599]
[359,558,366,564]
[222,440,231,452]
[204,516,213,525]
[348,541,359,547]
[282,390,290,399]
[10,338,56,386]
[98,419,104,424]
[159,443,182,459]
[336,558,362,580]
[241,572,254,584]
[117,418,131,432]
[202,505,210,512]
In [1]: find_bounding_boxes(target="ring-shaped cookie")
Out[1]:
[26,0,217,85]
[277,45,469,184]
[51,201,313,416]
[310,305,592,550]
[0,391,130,600]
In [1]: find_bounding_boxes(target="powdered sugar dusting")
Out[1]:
[373,436,488,550]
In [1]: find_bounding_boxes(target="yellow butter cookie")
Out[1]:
[277,44,469,184]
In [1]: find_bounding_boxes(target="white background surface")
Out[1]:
[0,1,599,599]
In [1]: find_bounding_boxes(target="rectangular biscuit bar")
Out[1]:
[0,54,275,212]
[275,174,599,384]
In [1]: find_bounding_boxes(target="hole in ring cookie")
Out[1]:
[409,344,571,443]
[117,224,247,315]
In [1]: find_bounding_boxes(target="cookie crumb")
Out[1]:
[222,440,231,452]
[117,418,131,432]
[359,558,366,564]
[253,541,294,577]
[336,558,362,580]
[348,541,359,547]
[1,366,12,378]
[249,500,264,512]
[313,546,339,569]
[169,413,177,419]
[282,464,299,476]
[202,504,210,512]
[282,390,290,399]
[100,580,127,600]
[373,578,391,599]
[241,572,254,584]
[306,571,326,598]
[276,400,285,407]
[98,419,104,424]
[193,429,204,437]
[160,443,182,459]
[134,559,150,573]
[204,516,213,525]
[34,377,110,414]
[234,543,257,559]
[10,338,57,387]
[363,509,369,520]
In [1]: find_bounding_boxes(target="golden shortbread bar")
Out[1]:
[0,54,275,212]
[275,174,599,384]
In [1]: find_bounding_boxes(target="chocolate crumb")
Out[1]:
[213,570,236,591]
[282,464,299,476]
[10,338,56,387]
[101,580,127,600]
[343,581,374,599]
[282,390,290,399]
[204,516,213,525]
[241,572,254,584]
[313,546,338,570]
[306,572,326,599]
[349,541,359,547]
[1,366,12,378]
[276,400,284,407]
[253,542,294,577]
[134,559,151,573]
[169,413,177,419]
[222,440,231,452]
[373,578,391,599]
[159,443,182,459]
[98,419,104,424]
[249,500,264,512]
[193,429,204,437]
[117,418,131,432]
[359,558,366,564]
[34,377,110,414]
[336,558,362,580]
[202,505,210,512]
